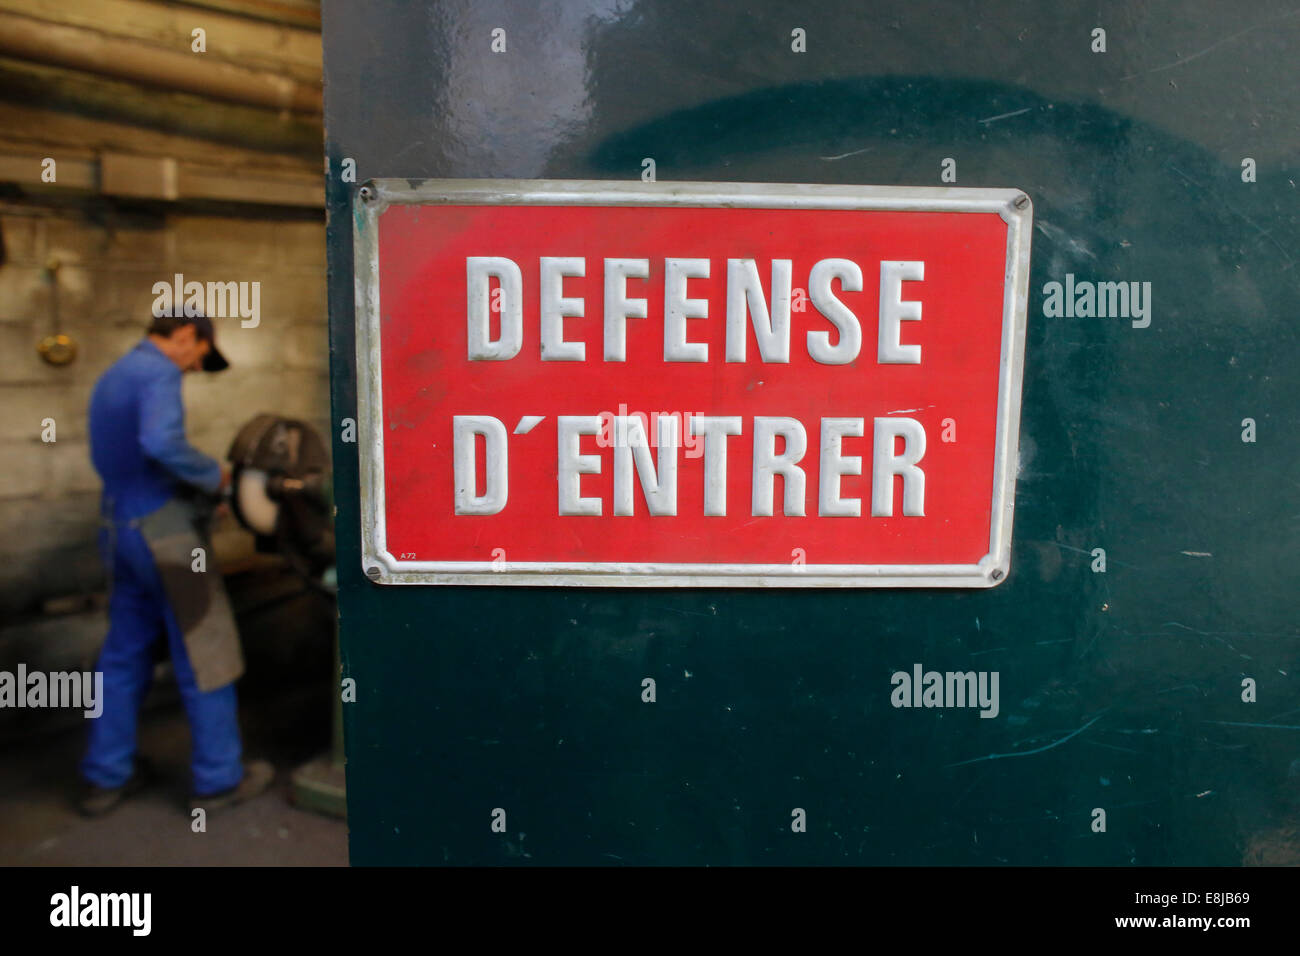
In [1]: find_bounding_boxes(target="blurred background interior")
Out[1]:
[0,0,343,865]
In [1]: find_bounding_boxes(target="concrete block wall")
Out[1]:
[0,202,330,616]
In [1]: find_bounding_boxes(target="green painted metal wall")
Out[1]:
[322,0,1299,865]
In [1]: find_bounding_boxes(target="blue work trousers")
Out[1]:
[80,522,243,796]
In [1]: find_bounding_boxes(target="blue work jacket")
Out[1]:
[89,338,222,522]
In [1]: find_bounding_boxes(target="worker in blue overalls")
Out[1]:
[79,312,272,816]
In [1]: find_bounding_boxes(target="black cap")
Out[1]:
[183,313,229,372]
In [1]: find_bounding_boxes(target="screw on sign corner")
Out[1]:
[1013,194,1030,209]
[364,565,382,581]
[991,569,1005,581]
[359,184,377,203]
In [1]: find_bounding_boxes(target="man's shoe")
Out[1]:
[189,760,274,813]
[77,759,152,817]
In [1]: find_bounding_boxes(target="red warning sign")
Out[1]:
[354,180,1032,587]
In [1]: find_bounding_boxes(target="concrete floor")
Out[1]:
[0,568,348,866]
[0,685,348,866]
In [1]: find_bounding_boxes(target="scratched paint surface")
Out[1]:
[324,0,1300,864]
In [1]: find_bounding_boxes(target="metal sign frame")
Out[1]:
[353,178,1033,587]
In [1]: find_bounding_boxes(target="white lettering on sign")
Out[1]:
[664,258,711,362]
[726,258,792,363]
[613,414,680,516]
[556,415,603,516]
[690,415,744,516]
[602,258,650,361]
[539,256,586,361]
[878,260,924,363]
[458,412,928,519]
[465,257,926,366]
[806,258,864,364]
[453,415,509,514]
[752,416,808,517]
[466,257,523,360]
[872,417,927,517]
[457,256,930,518]
[819,417,864,517]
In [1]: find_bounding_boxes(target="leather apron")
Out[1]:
[117,496,245,693]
